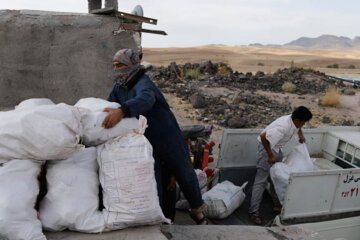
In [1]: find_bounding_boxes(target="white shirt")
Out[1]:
[257,115,299,153]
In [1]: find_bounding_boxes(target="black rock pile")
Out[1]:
[147,61,344,128]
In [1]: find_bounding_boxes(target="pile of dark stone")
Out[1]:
[185,91,293,128]
[148,61,344,94]
[146,61,343,128]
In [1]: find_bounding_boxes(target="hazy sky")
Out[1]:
[0,0,359,47]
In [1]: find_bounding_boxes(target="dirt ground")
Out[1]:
[254,90,360,126]
[143,46,360,78]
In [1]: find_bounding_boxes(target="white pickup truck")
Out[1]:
[213,126,360,240]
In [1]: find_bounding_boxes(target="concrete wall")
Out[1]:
[0,10,140,108]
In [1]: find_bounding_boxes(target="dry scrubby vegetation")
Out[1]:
[217,65,231,75]
[184,68,200,80]
[184,65,232,80]
[327,63,356,69]
[327,63,339,69]
[281,82,296,93]
[320,88,340,107]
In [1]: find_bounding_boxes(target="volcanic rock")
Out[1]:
[322,116,331,124]
[190,93,206,108]
[227,116,248,128]
[343,89,356,95]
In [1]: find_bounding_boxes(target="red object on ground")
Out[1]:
[201,141,215,170]
[204,168,215,178]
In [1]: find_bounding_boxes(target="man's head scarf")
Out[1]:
[113,49,143,86]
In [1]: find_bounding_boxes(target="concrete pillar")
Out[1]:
[105,0,118,11]
[88,0,101,12]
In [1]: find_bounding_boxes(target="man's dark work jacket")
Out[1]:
[107,70,191,168]
[107,70,204,211]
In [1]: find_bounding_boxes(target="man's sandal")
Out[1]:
[190,213,208,225]
[249,211,262,225]
[190,204,208,225]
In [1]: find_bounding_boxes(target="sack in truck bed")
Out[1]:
[270,144,314,204]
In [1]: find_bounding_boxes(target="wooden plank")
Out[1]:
[115,11,157,25]
[140,28,167,35]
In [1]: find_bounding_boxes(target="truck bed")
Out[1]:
[210,166,278,226]
[210,158,343,226]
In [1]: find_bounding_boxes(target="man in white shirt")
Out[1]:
[249,106,312,225]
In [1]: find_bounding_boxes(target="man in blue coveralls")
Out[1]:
[102,49,207,225]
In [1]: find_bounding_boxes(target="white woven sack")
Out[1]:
[15,98,55,110]
[284,143,314,172]
[39,147,105,233]
[0,160,46,240]
[80,112,138,147]
[75,98,139,146]
[74,97,120,112]
[269,162,290,205]
[0,103,83,161]
[203,180,246,219]
[98,116,169,230]
[270,144,314,204]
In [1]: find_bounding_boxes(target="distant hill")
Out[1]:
[249,35,360,50]
[249,43,282,48]
[205,44,227,47]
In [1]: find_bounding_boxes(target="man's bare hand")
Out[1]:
[268,154,276,163]
[298,128,306,143]
[102,108,124,129]
[299,135,306,143]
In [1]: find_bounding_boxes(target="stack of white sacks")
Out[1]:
[0,98,168,240]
